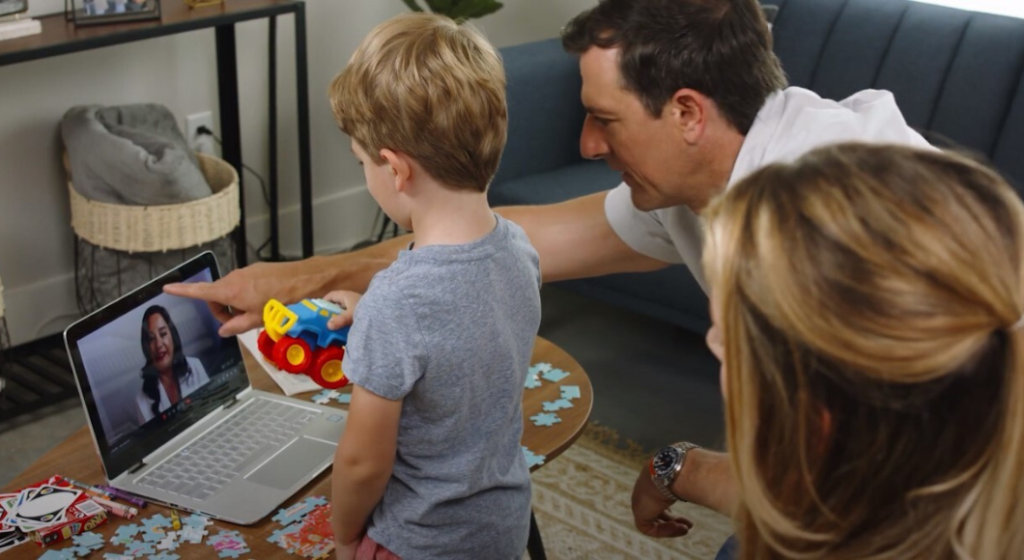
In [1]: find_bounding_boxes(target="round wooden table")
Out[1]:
[1,336,592,559]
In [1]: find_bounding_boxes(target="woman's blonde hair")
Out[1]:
[329,12,507,192]
[703,143,1024,559]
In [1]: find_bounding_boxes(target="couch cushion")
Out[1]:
[770,0,1024,190]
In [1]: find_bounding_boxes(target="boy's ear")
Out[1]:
[380,148,412,193]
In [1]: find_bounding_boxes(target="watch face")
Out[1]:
[652,447,681,478]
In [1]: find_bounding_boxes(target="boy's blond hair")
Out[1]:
[329,13,507,193]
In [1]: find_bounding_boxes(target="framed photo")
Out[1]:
[0,0,29,19]
[65,0,161,26]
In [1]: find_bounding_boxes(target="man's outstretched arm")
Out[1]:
[166,190,668,335]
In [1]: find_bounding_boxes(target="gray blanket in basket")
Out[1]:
[61,104,213,205]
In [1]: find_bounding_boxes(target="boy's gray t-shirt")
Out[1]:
[341,215,541,560]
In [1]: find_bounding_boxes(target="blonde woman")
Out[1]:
[633,143,1024,559]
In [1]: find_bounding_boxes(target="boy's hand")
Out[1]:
[323,290,362,330]
[335,539,358,560]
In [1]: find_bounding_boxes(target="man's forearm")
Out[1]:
[289,234,408,298]
[671,449,736,516]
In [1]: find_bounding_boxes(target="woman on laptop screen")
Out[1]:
[136,305,210,422]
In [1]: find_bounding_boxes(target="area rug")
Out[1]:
[530,425,734,559]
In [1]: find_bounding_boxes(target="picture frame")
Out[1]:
[64,0,161,26]
[0,0,28,20]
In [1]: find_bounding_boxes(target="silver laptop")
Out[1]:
[63,252,346,525]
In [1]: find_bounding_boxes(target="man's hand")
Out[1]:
[323,290,362,330]
[164,262,289,336]
[631,465,694,538]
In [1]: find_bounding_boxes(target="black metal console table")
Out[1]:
[0,0,316,265]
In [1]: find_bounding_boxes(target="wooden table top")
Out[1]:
[1,336,592,558]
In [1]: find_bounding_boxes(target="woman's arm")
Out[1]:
[331,386,402,552]
[631,449,737,537]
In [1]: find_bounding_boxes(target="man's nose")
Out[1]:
[580,115,610,160]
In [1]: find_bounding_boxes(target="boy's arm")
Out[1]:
[332,385,402,548]
[164,191,667,336]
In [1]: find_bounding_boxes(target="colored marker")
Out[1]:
[64,478,111,501]
[93,496,138,520]
[97,485,148,509]
[170,508,181,530]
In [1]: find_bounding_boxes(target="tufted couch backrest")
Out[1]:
[769,0,1024,189]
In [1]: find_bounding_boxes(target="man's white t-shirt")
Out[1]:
[606,87,934,292]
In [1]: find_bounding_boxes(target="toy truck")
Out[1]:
[257,298,351,389]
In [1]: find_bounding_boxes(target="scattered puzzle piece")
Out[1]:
[560,385,581,400]
[102,554,135,560]
[157,533,180,551]
[268,524,302,553]
[540,368,570,383]
[179,525,208,544]
[182,513,213,528]
[530,412,562,427]
[522,446,546,468]
[143,526,169,542]
[336,393,351,404]
[72,531,106,550]
[208,530,250,559]
[528,363,552,376]
[125,541,157,556]
[271,496,328,526]
[542,399,574,411]
[38,551,76,560]
[149,554,181,560]
[311,389,340,404]
[65,545,95,557]
[524,373,541,389]
[142,514,172,530]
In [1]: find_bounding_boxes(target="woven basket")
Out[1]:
[68,154,240,253]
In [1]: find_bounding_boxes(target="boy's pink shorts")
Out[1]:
[355,534,401,560]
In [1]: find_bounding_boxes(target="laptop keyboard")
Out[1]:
[137,398,320,502]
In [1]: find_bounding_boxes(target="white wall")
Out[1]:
[0,0,596,345]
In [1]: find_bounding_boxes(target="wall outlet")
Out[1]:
[186,111,215,155]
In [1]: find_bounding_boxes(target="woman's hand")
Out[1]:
[631,465,694,538]
[323,290,362,330]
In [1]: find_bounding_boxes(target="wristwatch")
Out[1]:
[649,442,701,502]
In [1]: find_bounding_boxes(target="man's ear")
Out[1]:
[668,88,709,145]
[380,148,412,192]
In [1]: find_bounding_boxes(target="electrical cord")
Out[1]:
[195,126,275,261]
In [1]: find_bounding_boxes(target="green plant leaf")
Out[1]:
[424,0,454,14]
[401,0,424,12]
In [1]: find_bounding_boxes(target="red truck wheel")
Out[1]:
[273,336,313,374]
[311,346,349,389]
[257,330,276,360]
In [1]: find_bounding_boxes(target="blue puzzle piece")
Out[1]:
[149,554,181,560]
[103,554,136,560]
[524,374,541,389]
[522,446,546,468]
[528,363,552,376]
[125,542,157,556]
[65,545,95,557]
[311,389,339,404]
[143,527,168,542]
[72,531,106,550]
[540,368,570,383]
[182,513,213,528]
[267,524,302,552]
[208,530,250,558]
[530,412,562,427]
[542,399,574,412]
[114,524,143,538]
[336,393,352,404]
[560,385,581,400]
[271,496,328,526]
[39,551,76,560]
[141,514,172,530]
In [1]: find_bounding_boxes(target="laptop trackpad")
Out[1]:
[246,437,335,490]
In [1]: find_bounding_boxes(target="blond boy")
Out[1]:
[323,13,541,560]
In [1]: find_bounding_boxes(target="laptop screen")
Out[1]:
[65,252,249,480]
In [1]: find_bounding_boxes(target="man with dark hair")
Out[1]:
[167,0,930,548]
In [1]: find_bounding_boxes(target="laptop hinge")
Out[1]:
[127,461,146,474]
[223,395,243,410]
